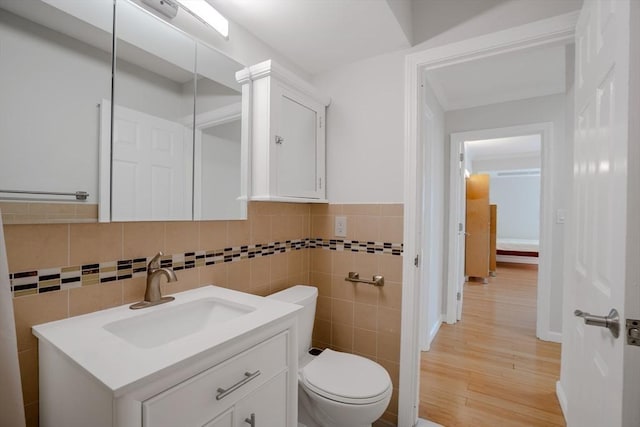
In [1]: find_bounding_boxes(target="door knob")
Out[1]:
[574,308,620,338]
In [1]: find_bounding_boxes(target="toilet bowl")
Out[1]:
[268,285,392,427]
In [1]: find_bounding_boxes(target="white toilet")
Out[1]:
[268,285,392,427]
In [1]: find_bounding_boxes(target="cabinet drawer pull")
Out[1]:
[216,370,261,401]
[244,413,256,426]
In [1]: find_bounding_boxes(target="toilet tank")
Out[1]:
[267,285,317,358]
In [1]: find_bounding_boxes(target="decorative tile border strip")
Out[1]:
[309,238,403,256]
[9,238,403,297]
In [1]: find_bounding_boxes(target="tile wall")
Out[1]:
[309,204,403,424]
[4,202,403,426]
[0,201,98,224]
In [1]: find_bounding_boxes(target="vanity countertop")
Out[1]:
[32,285,300,395]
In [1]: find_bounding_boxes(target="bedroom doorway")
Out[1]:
[465,134,542,269]
[446,123,556,343]
[461,134,541,299]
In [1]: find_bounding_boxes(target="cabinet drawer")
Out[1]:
[235,371,287,427]
[143,332,288,427]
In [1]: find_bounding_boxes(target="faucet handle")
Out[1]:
[148,251,163,271]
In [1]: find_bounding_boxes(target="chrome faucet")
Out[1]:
[130,252,177,310]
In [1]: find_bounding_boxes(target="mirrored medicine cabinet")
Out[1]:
[0,0,247,223]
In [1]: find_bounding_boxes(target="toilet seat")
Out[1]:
[300,349,391,405]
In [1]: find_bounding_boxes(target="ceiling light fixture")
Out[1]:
[176,0,229,38]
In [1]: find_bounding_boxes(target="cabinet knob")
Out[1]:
[275,135,284,144]
[244,413,256,426]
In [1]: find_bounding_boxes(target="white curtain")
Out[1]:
[0,212,26,427]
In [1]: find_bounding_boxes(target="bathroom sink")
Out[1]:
[104,298,255,349]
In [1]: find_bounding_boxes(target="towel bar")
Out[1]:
[0,189,89,200]
[344,271,384,287]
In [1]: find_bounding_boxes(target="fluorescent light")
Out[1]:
[177,0,229,38]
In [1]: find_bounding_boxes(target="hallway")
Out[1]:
[419,263,564,426]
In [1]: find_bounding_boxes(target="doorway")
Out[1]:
[446,127,553,342]
[398,12,578,426]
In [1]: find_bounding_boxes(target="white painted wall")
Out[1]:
[473,153,540,172]
[312,50,406,203]
[445,93,568,334]
[489,175,541,240]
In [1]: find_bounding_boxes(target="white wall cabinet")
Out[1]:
[237,60,330,202]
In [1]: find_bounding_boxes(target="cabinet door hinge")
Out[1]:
[414,254,419,267]
[318,177,322,190]
[459,152,464,162]
[319,116,323,128]
[457,292,461,301]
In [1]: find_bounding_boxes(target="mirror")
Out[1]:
[0,0,247,224]
[107,0,196,222]
[102,0,247,222]
[194,42,245,220]
[0,0,114,218]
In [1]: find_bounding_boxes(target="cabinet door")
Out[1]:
[275,86,325,199]
[203,408,233,427]
[465,174,490,279]
[235,372,287,427]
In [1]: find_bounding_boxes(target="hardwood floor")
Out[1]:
[419,263,564,427]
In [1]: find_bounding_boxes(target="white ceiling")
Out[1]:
[465,134,541,161]
[209,0,412,74]
[208,0,573,110]
[427,43,567,111]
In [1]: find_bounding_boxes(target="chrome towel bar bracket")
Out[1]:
[345,272,384,287]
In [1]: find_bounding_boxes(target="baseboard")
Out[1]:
[496,255,539,264]
[421,316,443,352]
[556,381,568,422]
[428,316,443,345]
[538,330,562,343]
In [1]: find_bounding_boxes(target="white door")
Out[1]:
[564,0,638,426]
[450,139,466,322]
[111,104,192,221]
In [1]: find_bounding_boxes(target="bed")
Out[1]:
[496,238,539,264]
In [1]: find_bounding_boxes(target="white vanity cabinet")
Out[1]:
[33,286,300,427]
[237,60,330,202]
[142,332,288,427]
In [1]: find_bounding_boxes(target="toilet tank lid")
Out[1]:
[267,285,317,305]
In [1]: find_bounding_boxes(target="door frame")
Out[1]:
[399,11,578,426]
[418,101,437,351]
[446,124,555,344]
